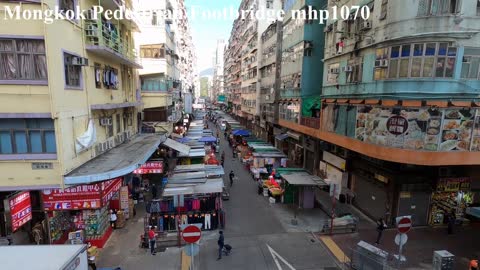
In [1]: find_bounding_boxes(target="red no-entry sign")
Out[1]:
[397,216,412,234]
[182,225,202,243]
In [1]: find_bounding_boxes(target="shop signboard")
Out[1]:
[437,178,471,192]
[120,186,129,210]
[8,191,32,232]
[43,177,122,210]
[354,106,476,151]
[133,161,164,174]
[322,151,346,171]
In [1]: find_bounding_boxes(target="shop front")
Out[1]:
[303,136,317,174]
[429,177,473,226]
[42,177,123,247]
[1,190,47,245]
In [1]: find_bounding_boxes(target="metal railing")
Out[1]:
[301,117,320,129]
[85,20,140,64]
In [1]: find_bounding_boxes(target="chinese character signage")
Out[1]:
[9,191,32,232]
[437,178,471,192]
[133,161,164,174]
[354,106,476,151]
[43,177,122,211]
[386,116,408,135]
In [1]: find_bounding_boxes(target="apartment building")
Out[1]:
[0,0,162,243]
[135,0,195,134]
[275,0,327,172]
[224,0,282,131]
[317,0,480,226]
[258,21,282,143]
[212,39,226,105]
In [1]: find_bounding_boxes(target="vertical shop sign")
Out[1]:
[9,191,32,232]
[120,186,129,210]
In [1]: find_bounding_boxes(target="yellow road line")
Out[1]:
[181,250,191,270]
[319,236,351,264]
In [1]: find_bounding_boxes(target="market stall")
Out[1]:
[279,171,327,208]
[42,178,123,247]
[251,151,287,176]
[178,149,206,165]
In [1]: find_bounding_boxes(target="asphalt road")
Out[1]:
[197,121,339,270]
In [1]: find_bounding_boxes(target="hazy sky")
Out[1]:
[184,0,241,72]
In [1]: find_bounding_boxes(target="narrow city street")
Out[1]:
[96,120,340,270]
[197,121,339,270]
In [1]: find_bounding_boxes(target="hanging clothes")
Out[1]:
[204,213,211,230]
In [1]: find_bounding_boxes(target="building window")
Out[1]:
[64,52,82,88]
[0,119,56,154]
[140,44,165,59]
[266,0,273,8]
[59,0,75,13]
[346,58,363,83]
[377,42,456,80]
[327,63,340,85]
[106,117,113,138]
[0,39,48,81]
[419,0,460,16]
[380,0,388,19]
[461,48,480,79]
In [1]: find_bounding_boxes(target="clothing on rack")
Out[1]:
[204,213,211,230]
[158,216,164,232]
[181,214,188,225]
[148,201,160,213]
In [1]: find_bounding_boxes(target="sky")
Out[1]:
[184,0,241,73]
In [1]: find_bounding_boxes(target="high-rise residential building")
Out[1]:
[135,0,196,134]
[212,40,226,105]
[275,0,327,172]
[224,0,283,130]
[317,0,480,226]
[0,0,163,242]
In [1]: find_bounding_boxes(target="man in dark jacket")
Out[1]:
[375,218,386,244]
[217,231,224,260]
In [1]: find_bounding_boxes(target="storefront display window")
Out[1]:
[429,178,474,225]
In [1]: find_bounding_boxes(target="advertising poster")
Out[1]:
[9,191,32,232]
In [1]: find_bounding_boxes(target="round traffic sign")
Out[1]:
[182,225,202,243]
[397,217,412,234]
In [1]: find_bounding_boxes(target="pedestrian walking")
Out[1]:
[109,209,117,229]
[224,131,227,139]
[217,231,224,260]
[375,218,386,244]
[148,226,157,255]
[151,184,157,199]
[447,210,455,234]
[229,171,235,187]
[221,151,225,161]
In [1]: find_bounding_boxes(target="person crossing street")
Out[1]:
[229,170,235,187]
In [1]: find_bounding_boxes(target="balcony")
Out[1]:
[300,117,320,129]
[85,21,142,68]
[280,88,301,99]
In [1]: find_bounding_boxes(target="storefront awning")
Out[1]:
[162,138,190,155]
[163,178,223,196]
[178,149,206,158]
[287,131,302,141]
[275,133,289,141]
[281,172,328,186]
[64,134,166,185]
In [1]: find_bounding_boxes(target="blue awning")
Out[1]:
[64,133,167,185]
[275,133,289,141]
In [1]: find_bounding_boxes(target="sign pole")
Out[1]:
[397,234,403,269]
[330,184,336,235]
[191,244,194,270]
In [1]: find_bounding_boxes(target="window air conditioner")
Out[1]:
[375,59,388,68]
[100,118,112,126]
[360,20,372,31]
[71,56,88,66]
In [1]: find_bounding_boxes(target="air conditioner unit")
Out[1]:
[343,65,353,72]
[108,139,115,148]
[360,20,372,31]
[71,56,88,66]
[330,68,339,74]
[374,59,388,68]
[100,118,112,126]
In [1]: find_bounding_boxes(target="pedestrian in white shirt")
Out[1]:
[110,209,117,229]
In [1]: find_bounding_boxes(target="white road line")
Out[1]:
[266,244,296,270]
[398,224,411,228]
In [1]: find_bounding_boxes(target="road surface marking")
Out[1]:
[266,244,296,270]
[182,232,201,237]
[319,236,350,263]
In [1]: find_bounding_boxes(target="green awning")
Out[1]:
[301,97,322,117]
